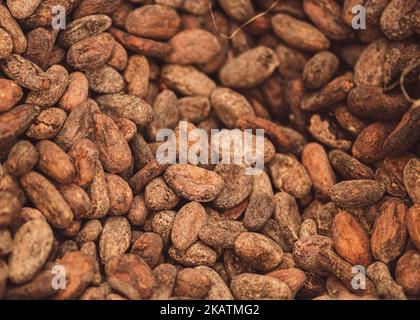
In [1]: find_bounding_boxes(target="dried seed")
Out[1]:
[109,27,173,59]
[36,140,76,184]
[92,112,132,174]
[199,220,247,249]
[271,14,330,52]
[0,4,27,53]
[96,93,153,127]
[99,217,131,263]
[105,173,133,215]
[383,104,420,157]
[125,4,180,40]
[167,29,221,65]
[235,232,283,272]
[174,268,211,299]
[105,253,156,300]
[131,232,163,269]
[230,273,292,300]
[332,210,372,266]
[303,0,353,40]
[0,79,22,113]
[59,72,89,112]
[58,14,112,48]
[273,192,302,247]
[330,180,385,207]
[352,121,396,164]
[85,65,124,94]
[403,158,420,204]
[370,198,408,263]
[354,38,389,87]
[330,149,374,180]
[67,139,98,188]
[1,54,50,90]
[243,192,274,231]
[212,164,253,209]
[302,143,336,199]
[169,241,217,267]
[4,140,38,176]
[367,262,407,300]
[146,90,179,140]
[150,263,177,300]
[26,108,67,140]
[0,104,39,147]
[67,33,115,70]
[269,154,312,199]
[55,100,95,151]
[300,72,354,112]
[124,55,149,98]
[303,51,339,90]
[348,86,410,120]
[87,160,110,219]
[293,235,334,276]
[52,251,93,300]
[162,64,216,97]
[144,177,179,211]
[219,46,279,88]
[210,87,255,128]
[8,219,53,284]
[20,171,74,228]
[406,205,420,250]
[164,164,224,202]
[266,268,307,296]
[395,250,420,296]
[171,201,208,250]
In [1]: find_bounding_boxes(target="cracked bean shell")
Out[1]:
[26,108,67,140]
